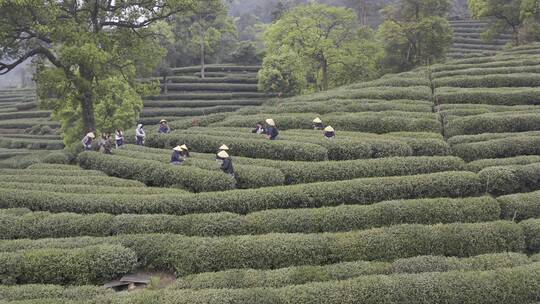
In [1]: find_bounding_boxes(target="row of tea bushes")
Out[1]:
[433,64,540,78]
[447,130,540,145]
[0,171,484,215]
[445,113,540,136]
[172,252,533,289]
[287,86,432,103]
[0,221,529,275]
[0,182,188,195]
[435,87,540,105]
[0,197,503,239]
[451,136,540,161]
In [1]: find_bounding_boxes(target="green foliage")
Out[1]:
[378,0,453,71]
[478,163,540,195]
[498,190,540,221]
[451,136,540,161]
[0,284,112,302]
[436,87,540,105]
[0,245,136,285]
[446,113,540,136]
[260,4,382,92]
[468,155,540,172]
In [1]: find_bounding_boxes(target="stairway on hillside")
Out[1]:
[449,19,513,59]
[141,65,272,125]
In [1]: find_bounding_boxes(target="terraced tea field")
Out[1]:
[449,19,512,59]
[1,47,540,303]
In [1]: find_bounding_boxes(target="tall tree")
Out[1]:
[378,0,453,72]
[469,0,540,45]
[262,4,381,92]
[0,0,201,146]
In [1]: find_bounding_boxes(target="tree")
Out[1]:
[0,0,200,146]
[469,0,540,45]
[262,4,380,92]
[258,48,307,96]
[378,0,453,72]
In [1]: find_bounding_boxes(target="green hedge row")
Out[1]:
[143,99,265,108]
[433,64,540,78]
[522,218,540,253]
[452,43,502,51]
[437,103,538,117]
[478,163,540,195]
[347,77,430,88]
[172,65,260,73]
[163,83,258,92]
[0,245,136,285]
[431,56,540,72]
[435,87,540,105]
[468,155,540,172]
[26,164,79,170]
[0,284,112,302]
[0,182,187,195]
[237,99,432,115]
[182,128,414,160]
[0,221,527,275]
[0,119,59,129]
[446,113,540,136]
[15,101,38,111]
[0,111,51,120]
[146,132,329,161]
[0,168,103,177]
[78,152,234,192]
[0,174,143,187]
[434,73,540,88]
[147,92,268,100]
[498,191,540,222]
[113,149,285,189]
[0,150,32,160]
[447,130,540,145]
[211,112,441,134]
[0,197,500,239]
[451,136,540,161]
[0,137,64,150]
[123,145,459,184]
[165,75,257,84]
[290,86,432,102]
[0,171,483,215]
[173,252,531,290]
[140,105,241,118]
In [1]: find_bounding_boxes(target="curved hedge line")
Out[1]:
[435,87,540,105]
[113,149,285,189]
[0,182,187,195]
[451,136,540,161]
[448,130,540,145]
[0,137,64,150]
[522,218,540,253]
[433,65,540,78]
[446,113,540,136]
[211,112,441,134]
[468,156,540,172]
[0,171,484,215]
[0,245,136,285]
[172,252,531,290]
[26,164,80,170]
[478,163,540,195]
[0,284,112,302]
[144,99,265,108]
[0,174,143,187]
[122,145,462,184]
[434,73,540,88]
[0,221,526,275]
[0,168,104,177]
[140,105,241,118]
[0,197,500,239]
[498,191,540,221]
[291,86,432,102]
[146,133,329,161]
[78,152,234,192]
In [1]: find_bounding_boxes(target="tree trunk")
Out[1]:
[512,26,520,46]
[321,60,329,91]
[79,68,96,133]
[200,30,206,79]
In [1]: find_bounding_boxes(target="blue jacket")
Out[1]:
[324,131,336,139]
[159,125,171,134]
[220,158,234,174]
[267,126,279,140]
[171,151,182,163]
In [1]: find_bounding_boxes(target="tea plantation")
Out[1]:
[448,19,512,59]
[2,45,540,303]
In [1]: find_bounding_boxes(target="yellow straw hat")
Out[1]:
[160,119,167,123]
[180,144,188,150]
[87,132,95,139]
[313,117,322,123]
[217,150,229,158]
[219,144,229,150]
[324,126,335,132]
[265,118,275,126]
[173,145,182,152]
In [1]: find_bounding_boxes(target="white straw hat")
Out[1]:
[219,144,229,150]
[180,144,188,150]
[173,145,182,151]
[217,150,229,158]
[266,118,275,126]
[87,132,95,139]
[324,126,335,132]
[160,119,167,123]
[313,117,322,123]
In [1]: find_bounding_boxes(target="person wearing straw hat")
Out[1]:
[170,145,184,165]
[216,144,229,161]
[252,121,266,135]
[82,132,95,151]
[312,117,325,130]
[323,126,336,139]
[217,150,234,177]
[158,119,171,134]
[265,118,279,140]
[135,124,146,146]
[180,144,190,158]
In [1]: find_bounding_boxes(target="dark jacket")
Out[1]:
[181,150,190,158]
[220,158,234,174]
[313,123,325,130]
[324,131,336,139]
[171,151,182,163]
[266,126,279,140]
[158,125,171,134]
